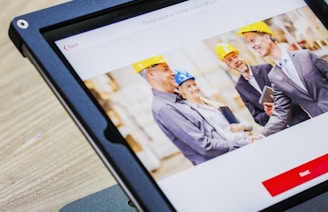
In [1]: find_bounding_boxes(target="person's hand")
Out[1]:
[248,135,263,143]
[230,123,245,133]
[263,102,274,116]
[263,94,274,116]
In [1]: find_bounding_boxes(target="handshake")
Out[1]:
[248,135,264,143]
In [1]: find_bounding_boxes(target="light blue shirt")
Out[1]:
[275,50,307,92]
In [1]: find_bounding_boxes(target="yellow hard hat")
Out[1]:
[132,55,167,73]
[237,21,274,37]
[215,43,239,61]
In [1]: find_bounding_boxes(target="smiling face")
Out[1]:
[243,32,273,58]
[178,79,201,102]
[147,63,178,93]
[223,52,248,73]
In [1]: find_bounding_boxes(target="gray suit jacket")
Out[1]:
[261,50,328,136]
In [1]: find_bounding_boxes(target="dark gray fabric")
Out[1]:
[60,184,136,212]
[60,184,327,211]
[286,191,328,212]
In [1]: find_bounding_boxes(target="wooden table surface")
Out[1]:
[0,1,116,211]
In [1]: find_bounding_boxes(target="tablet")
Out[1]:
[9,0,328,211]
[259,86,274,104]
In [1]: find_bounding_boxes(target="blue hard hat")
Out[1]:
[174,69,195,86]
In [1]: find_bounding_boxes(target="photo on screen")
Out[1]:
[83,5,328,181]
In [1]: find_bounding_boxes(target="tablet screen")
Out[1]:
[44,0,328,210]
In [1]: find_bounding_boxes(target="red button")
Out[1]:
[262,154,328,197]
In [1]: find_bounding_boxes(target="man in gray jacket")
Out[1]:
[238,21,328,137]
[132,55,253,165]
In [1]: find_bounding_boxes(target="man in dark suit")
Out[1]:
[215,43,273,126]
[238,21,328,137]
